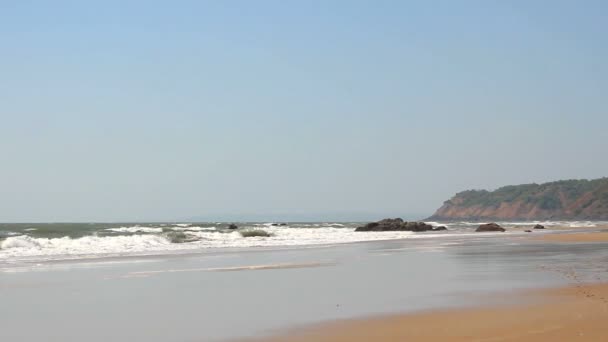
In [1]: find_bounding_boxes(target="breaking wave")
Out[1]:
[0,225,420,262]
[106,227,163,233]
[0,234,171,258]
[1,220,605,263]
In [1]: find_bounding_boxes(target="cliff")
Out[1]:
[428,178,608,221]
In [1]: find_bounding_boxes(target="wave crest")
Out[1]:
[0,234,171,256]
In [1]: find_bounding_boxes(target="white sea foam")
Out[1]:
[434,221,602,229]
[170,226,215,232]
[1,221,605,263]
[424,222,450,228]
[106,226,163,233]
[0,234,171,259]
[1,235,41,249]
[495,221,598,228]
[0,226,421,261]
[567,221,597,228]
[189,227,419,248]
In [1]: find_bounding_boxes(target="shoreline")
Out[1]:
[3,225,608,341]
[254,282,608,342]
[4,225,605,268]
[0,230,522,270]
[244,229,608,342]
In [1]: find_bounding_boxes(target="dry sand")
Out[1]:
[260,283,608,342]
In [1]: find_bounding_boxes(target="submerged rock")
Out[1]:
[239,229,272,237]
[165,232,201,243]
[355,218,434,232]
[475,223,506,232]
[433,226,448,231]
[228,224,238,230]
[525,230,533,233]
[534,224,545,229]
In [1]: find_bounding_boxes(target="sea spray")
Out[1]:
[106,227,163,234]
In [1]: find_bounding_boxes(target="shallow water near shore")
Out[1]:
[1,220,603,265]
[2,228,608,341]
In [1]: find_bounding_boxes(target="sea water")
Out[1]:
[1,226,608,341]
[1,221,600,266]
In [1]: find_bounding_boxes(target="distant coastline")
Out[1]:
[428,177,608,221]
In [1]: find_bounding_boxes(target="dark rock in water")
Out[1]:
[475,223,505,232]
[271,223,287,226]
[240,229,272,237]
[279,223,287,226]
[271,223,279,226]
[404,221,418,231]
[165,232,201,243]
[228,224,238,229]
[525,230,533,233]
[355,218,434,232]
[408,221,434,232]
[355,218,402,232]
[433,226,448,231]
[534,224,545,229]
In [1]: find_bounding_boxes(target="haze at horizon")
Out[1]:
[1,0,607,222]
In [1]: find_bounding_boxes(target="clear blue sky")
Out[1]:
[1,0,606,222]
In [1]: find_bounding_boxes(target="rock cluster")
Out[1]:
[355,218,446,232]
[475,223,506,232]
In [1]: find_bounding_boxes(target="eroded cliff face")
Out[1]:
[428,178,608,221]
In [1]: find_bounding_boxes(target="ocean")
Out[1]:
[2,221,608,341]
[0,220,602,267]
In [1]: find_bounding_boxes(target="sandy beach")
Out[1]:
[258,283,608,342]
[3,226,608,341]
[250,230,608,342]
[537,231,608,243]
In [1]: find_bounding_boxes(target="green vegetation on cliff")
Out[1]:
[430,178,608,221]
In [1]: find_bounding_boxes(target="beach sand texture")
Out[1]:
[3,226,608,342]
[262,283,608,342]
[538,231,608,243]
[254,231,608,342]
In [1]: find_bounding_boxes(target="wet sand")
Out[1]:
[3,229,608,341]
[255,229,608,342]
[537,231,608,242]
[260,283,608,342]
